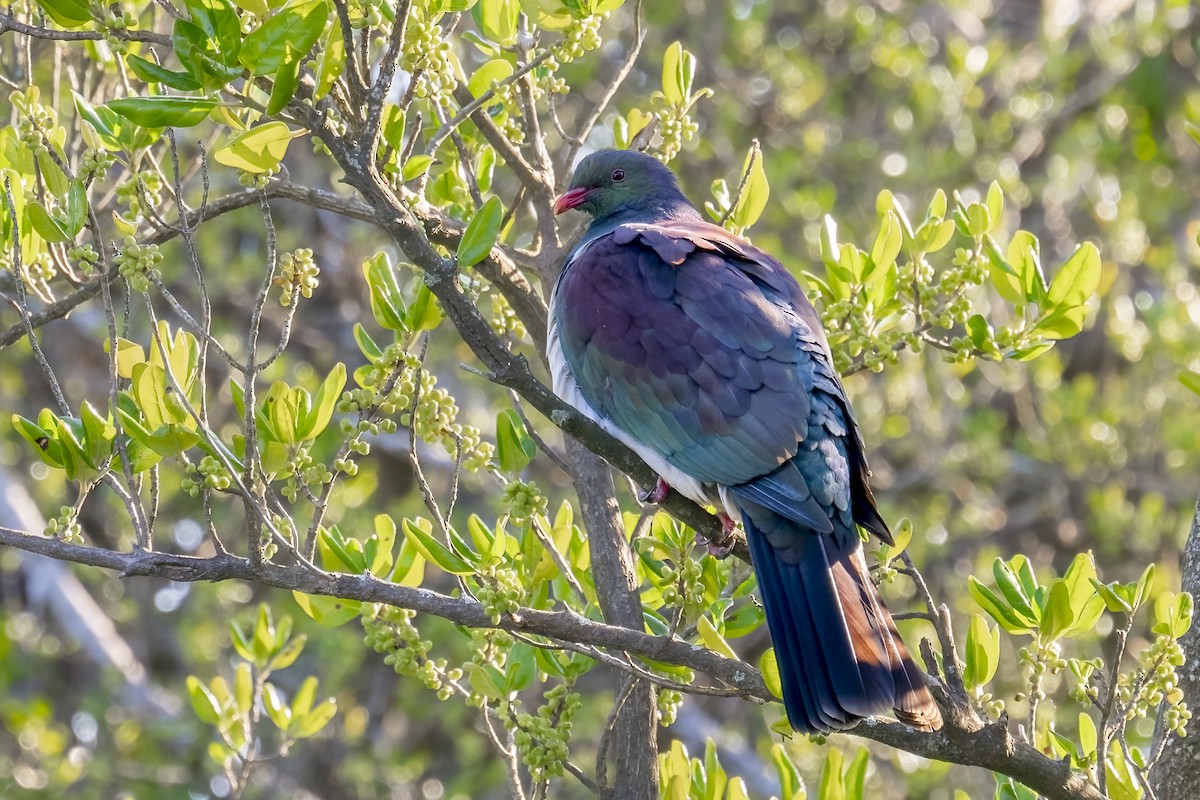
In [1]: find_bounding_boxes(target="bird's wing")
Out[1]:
[553,218,890,541]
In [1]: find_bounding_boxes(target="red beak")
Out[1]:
[553,187,592,215]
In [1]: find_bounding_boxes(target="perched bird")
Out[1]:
[547,150,942,733]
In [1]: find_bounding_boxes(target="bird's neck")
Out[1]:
[587,196,700,235]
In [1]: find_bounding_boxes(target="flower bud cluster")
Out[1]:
[114,237,163,293]
[507,684,582,781]
[656,688,683,726]
[502,481,546,527]
[278,248,319,306]
[183,455,233,497]
[476,564,525,625]
[79,147,115,183]
[14,90,57,154]
[659,557,705,614]
[363,606,464,700]
[45,505,83,543]
[115,171,163,220]
[489,293,527,341]
[402,10,457,107]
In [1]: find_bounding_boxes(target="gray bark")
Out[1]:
[565,439,658,800]
[1149,493,1200,799]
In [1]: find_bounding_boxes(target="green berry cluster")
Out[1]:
[238,164,281,190]
[656,688,682,726]
[476,564,525,624]
[14,92,58,154]
[346,0,385,29]
[550,14,603,64]
[338,345,494,470]
[182,455,233,497]
[507,684,582,781]
[364,607,464,700]
[67,244,101,276]
[79,147,115,183]
[115,171,163,220]
[402,10,457,107]
[502,481,546,527]
[44,505,83,543]
[1015,641,1067,705]
[101,8,138,52]
[973,691,1005,719]
[654,106,700,164]
[278,248,319,306]
[489,293,527,341]
[1066,657,1102,704]
[659,557,705,615]
[1119,635,1189,734]
[114,236,163,293]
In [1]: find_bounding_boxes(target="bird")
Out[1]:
[546,149,942,734]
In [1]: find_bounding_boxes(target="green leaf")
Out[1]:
[503,643,537,694]
[759,648,783,700]
[1005,230,1046,304]
[107,97,217,128]
[33,0,93,27]
[401,154,435,182]
[213,122,302,173]
[297,363,345,440]
[26,202,71,243]
[362,252,408,332]
[467,58,514,104]
[473,0,519,44]
[729,146,769,232]
[262,683,292,729]
[291,591,362,626]
[697,615,737,659]
[1047,242,1101,307]
[126,55,203,91]
[1090,578,1133,615]
[963,614,1000,690]
[401,518,476,575]
[266,55,301,115]
[186,676,223,725]
[1179,370,1200,395]
[406,282,442,332]
[369,515,396,577]
[390,536,426,587]
[240,0,329,75]
[291,698,337,738]
[661,41,687,105]
[985,181,1004,229]
[969,577,1032,634]
[992,559,1037,624]
[867,211,903,277]
[66,179,87,237]
[312,24,346,101]
[457,196,504,267]
[1039,579,1074,643]
[495,409,535,473]
[267,634,306,671]
[1079,712,1098,759]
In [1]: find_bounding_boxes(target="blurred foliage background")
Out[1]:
[1,0,1199,798]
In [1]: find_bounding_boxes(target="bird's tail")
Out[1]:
[742,512,942,733]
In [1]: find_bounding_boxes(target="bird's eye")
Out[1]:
[611,169,625,182]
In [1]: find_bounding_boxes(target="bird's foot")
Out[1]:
[697,513,738,559]
[638,476,671,505]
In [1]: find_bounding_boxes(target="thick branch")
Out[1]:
[0,523,1110,800]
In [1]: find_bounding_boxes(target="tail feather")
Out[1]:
[743,510,942,733]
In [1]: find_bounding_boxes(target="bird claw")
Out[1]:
[697,512,738,559]
[638,476,671,505]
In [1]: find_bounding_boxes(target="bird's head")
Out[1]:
[554,150,693,221]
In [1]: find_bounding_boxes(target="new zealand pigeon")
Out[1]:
[548,149,942,734]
